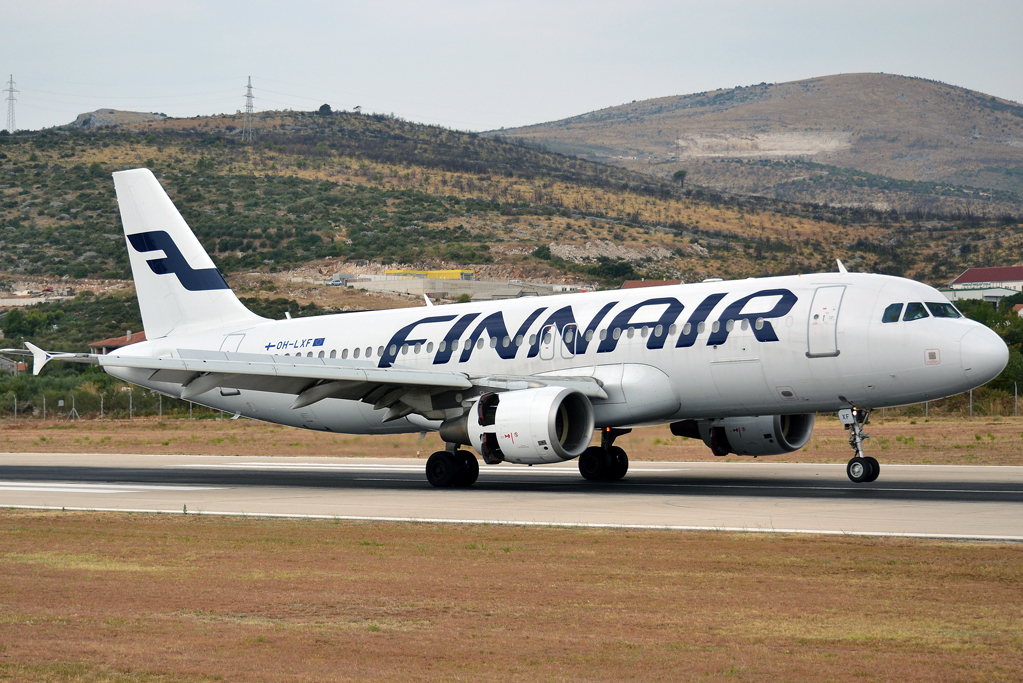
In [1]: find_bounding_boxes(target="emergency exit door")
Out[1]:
[806,286,845,358]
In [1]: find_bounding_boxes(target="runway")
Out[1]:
[1,452,1022,541]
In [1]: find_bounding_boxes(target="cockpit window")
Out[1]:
[881,303,903,323]
[903,302,929,321]
[925,302,961,318]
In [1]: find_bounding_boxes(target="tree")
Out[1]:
[2,308,29,337]
[318,104,332,115]
[672,169,688,188]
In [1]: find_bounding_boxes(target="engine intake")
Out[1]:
[671,414,815,457]
[441,387,595,465]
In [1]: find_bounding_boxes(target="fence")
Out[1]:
[0,384,1018,423]
[0,386,225,422]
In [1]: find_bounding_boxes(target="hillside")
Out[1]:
[496,73,1023,215]
[0,107,1018,306]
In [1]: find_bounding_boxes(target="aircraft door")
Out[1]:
[806,286,845,358]
[561,324,577,359]
[539,325,556,360]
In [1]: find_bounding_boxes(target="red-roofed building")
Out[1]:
[1014,304,1023,317]
[88,330,147,355]
[949,266,1023,291]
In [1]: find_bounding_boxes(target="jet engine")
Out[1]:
[440,386,594,465]
[671,414,814,457]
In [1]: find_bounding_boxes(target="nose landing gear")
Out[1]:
[840,407,879,483]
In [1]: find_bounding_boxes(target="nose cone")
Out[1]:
[960,326,1009,387]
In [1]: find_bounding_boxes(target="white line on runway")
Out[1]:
[0,481,223,494]
[3,504,1021,543]
[174,463,686,474]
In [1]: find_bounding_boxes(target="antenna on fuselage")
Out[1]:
[836,259,848,274]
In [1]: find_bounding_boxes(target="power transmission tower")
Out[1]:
[4,75,17,133]
[243,76,255,142]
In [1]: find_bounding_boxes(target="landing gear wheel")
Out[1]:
[847,457,873,483]
[607,446,629,481]
[579,447,612,481]
[454,451,479,487]
[426,451,460,487]
[863,456,880,483]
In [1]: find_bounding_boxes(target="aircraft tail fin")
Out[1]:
[113,168,265,339]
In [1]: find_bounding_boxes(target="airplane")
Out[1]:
[6,168,1009,487]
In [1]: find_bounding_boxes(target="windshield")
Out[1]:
[903,302,929,321]
[926,302,962,318]
[881,303,903,323]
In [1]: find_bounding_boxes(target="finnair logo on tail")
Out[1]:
[127,231,230,292]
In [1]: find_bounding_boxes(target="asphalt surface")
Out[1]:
[1,453,1022,540]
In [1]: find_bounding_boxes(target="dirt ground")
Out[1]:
[2,415,1022,466]
[0,511,1019,682]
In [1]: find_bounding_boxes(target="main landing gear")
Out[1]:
[840,407,879,483]
[578,427,631,482]
[425,447,479,488]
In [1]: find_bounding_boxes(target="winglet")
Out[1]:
[24,342,52,376]
[836,259,848,274]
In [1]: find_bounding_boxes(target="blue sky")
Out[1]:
[4,0,1022,132]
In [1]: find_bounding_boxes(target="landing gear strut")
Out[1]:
[426,446,479,488]
[579,427,631,482]
[840,407,879,483]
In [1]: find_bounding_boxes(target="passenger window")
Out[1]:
[926,302,961,318]
[882,304,903,323]
[329,349,336,359]
[353,348,360,359]
[427,342,434,353]
[903,302,929,321]
[341,349,349,359]
[318,350,324,359]
[365,347,372,358]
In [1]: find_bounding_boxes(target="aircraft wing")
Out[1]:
[100,348,607,422]
[14,344,607,423]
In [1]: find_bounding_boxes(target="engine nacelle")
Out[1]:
[671,414,815,457]
[442,387,595,465]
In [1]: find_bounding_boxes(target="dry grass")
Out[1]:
[1,416,1022,465]
[0,511,1020,682]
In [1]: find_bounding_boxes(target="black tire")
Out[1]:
[426,451,459,487]
[578,446,610,481]
[846,457,870,483]
[607,446,629,481]
[454,451,479,487]
[864,456,880,482]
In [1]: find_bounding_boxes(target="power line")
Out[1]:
[5,75,18,133]
[243,76,254,142]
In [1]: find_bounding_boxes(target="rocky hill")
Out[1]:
[0,107,1019,302]
[496,73,1023,215]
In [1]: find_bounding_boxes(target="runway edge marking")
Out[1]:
[4,504,1022,543]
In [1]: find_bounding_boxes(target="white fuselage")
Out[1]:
[104,272,1007,435]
